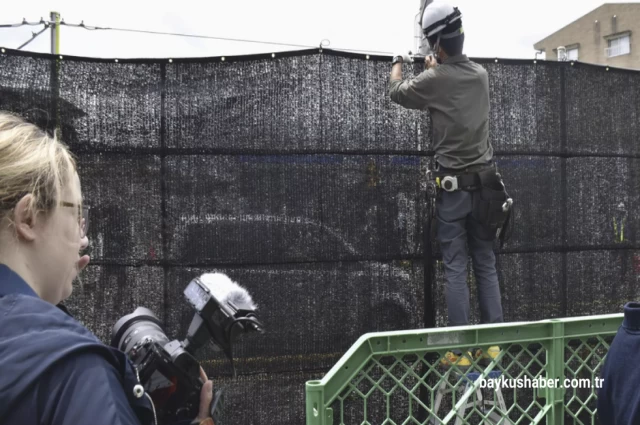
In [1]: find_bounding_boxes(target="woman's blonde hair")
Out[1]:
[0,111,77,223]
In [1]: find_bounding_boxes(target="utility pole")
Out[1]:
[416,0,432,55]
[50,11,60,55]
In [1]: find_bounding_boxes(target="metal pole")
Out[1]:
[50,11,60,55]
[417,0,432,56]
[50,11,61,139]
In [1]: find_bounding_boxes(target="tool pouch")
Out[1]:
[472,167,513,244]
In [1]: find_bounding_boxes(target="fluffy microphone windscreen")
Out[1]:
[199,273,257,310]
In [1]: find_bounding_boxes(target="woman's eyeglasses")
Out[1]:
[60,201,89,238]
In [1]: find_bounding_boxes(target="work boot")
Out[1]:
[475,346,501,367]
[440,350,473,369]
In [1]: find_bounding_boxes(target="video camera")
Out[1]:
[111,273,264,424]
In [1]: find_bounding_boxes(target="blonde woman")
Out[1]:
[0,112,214,425]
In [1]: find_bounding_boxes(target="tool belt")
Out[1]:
[434,172,481,192]
[426,162,490,195]
[426,162,514,247]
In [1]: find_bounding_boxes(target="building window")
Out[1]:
[606,34,631,57]
[567,47,579,60]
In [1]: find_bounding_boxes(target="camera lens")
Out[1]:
[111,307,169,355]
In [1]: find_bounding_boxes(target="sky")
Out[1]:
[1,0,639,60]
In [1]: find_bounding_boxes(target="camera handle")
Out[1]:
[210,387,224,424]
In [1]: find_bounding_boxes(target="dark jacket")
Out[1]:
[597,302,640,424]
[0,263,154,425]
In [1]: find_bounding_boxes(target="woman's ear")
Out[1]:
[13,195,38,242]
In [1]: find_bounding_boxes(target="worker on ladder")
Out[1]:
[388,0,512,367]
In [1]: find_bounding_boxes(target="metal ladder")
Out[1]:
[428,370,514,425]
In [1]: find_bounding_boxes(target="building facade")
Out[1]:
[534,3,640,69]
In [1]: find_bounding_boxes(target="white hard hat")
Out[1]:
[422,1,462,38]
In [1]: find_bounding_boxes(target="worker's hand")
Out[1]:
[393,52,412,64]
[425,55,438,69]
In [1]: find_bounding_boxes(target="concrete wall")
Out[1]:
[534,3,640,69]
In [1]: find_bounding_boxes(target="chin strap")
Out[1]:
[431,33,442,63]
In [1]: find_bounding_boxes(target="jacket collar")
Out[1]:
[443,54,469,65]
[623,302,640,330]
[0,264,38,298]
[0,263,72,315]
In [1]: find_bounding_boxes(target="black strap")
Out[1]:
[499,210,511,248]
[498,195,514,248]
[432,172,480,191]
[56,303,73,317]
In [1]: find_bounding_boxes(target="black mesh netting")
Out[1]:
[1,47,640,425]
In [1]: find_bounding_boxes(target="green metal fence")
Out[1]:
[306,314,623,425]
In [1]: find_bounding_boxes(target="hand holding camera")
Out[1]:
[111,273,264,424]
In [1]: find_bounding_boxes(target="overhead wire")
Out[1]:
[17,25,50,50]
[63,21,321,49]
[0,18,394,56]
[0,18,48,28]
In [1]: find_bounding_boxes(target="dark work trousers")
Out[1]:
[436,189,504,326]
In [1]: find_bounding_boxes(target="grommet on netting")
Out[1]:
[168,59,173,63]
[534,60,537,64]
[495,58,498,63]
[366,55,370,60]
[319,39,330,54]
[59,55,63,60]
[606,67,610,71]
[571,62,574,66]
[115,59,119,63]
[1,48,5,54]
[271,53,275,58]
[221,57,225,62]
